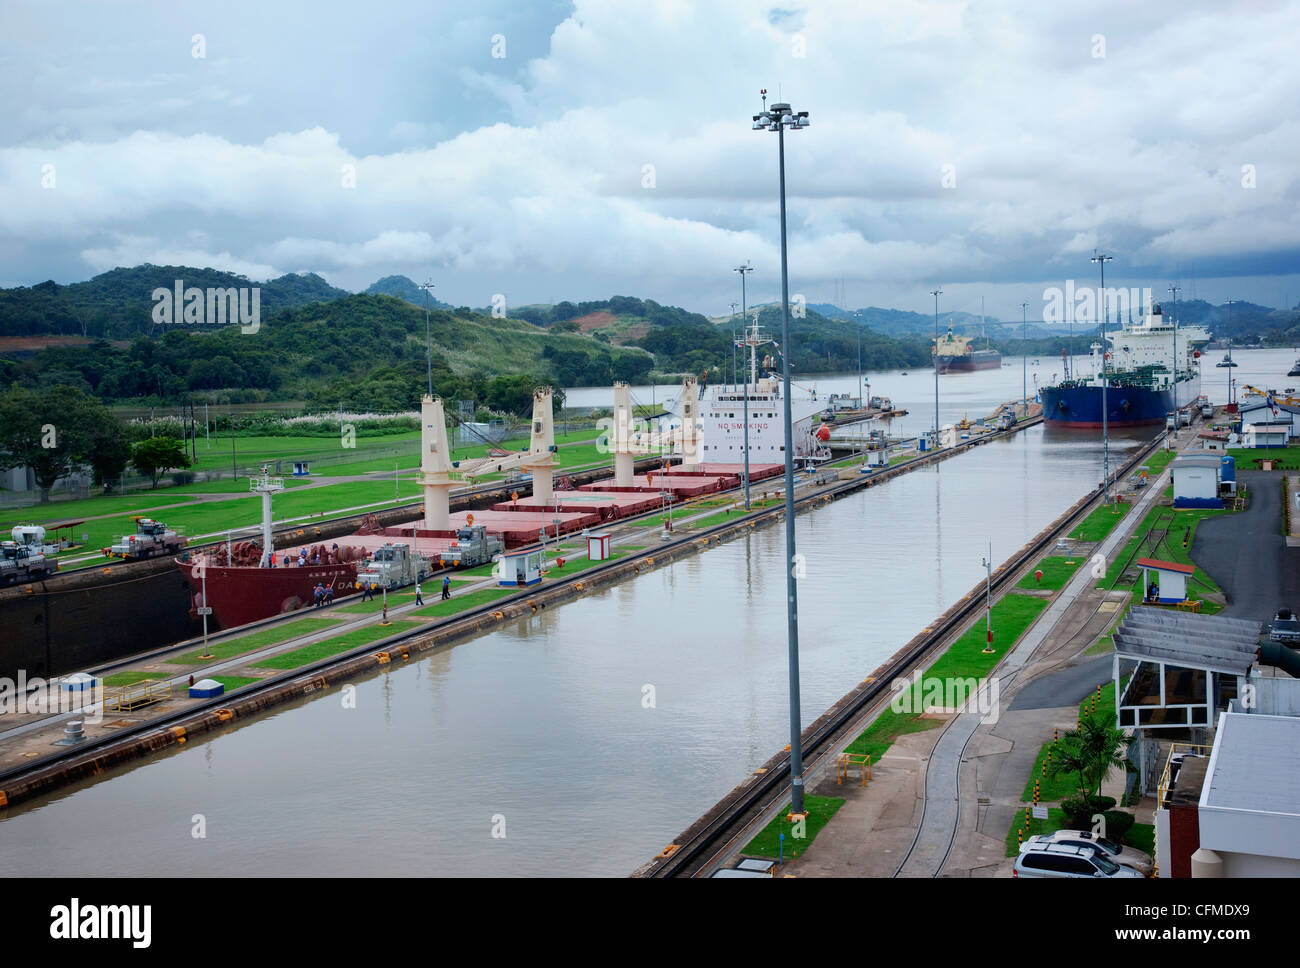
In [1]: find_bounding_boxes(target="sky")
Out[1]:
[1,0,1298,323]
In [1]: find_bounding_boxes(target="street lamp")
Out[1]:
[931,289,942,448]
[1091,252,1113,501]
[1021,302,1029,413]
[752,91,809,814]
[736,262,755,510]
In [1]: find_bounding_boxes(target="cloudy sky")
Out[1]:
[2,0,1297,321]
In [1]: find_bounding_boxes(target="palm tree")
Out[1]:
[1047,733,1093,803]
[1079,711,1129,799]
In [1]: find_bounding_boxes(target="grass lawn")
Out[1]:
[1142,449,1177,474]
[334,590,421,614]
[211,675,260,690]
[1085,634,1115,656]
[845,596,1049,759]
[187,431,421,474]
[253,620,420,670]
[169,616,342,664]
[741,795,846,860]
[539,550,631,580]
[409,586,517,619]
[1068,501,1133,542]
[842,710,943,760]
[1016,556,1082,591]
[101,669,175,687]
[1227,445,1300,470]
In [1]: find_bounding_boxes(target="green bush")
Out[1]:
[1103,809,1136,840]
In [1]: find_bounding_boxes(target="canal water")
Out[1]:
[0,358,1189,876]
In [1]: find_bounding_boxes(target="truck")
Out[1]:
[355,543,433,592]
[439,525,503,569]
[0,541,58,586]
[869,395,893,411]
[103,517,187,560]
[1267,607,1300,645]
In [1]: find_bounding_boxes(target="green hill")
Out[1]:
[0,265,351,339]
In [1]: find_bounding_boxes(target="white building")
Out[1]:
[1170,455,1221,507]
[1242,423,1289,449]
[1238,400,1300,438]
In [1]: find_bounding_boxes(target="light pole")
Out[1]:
[1091,252,1113,501]
[736,262,755,510]
[753,91,809,813]
[1226,299,1235,405]
[419,278,436,396]
[931,289,942,448]
[1021,302,1029,413]
[1168,284,1181,425]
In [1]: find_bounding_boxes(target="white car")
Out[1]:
[1023,830,1153,876]
[1014,843,1143,878]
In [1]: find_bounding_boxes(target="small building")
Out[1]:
[1136,557,1195,604]
[292,460,312,477]
[1242,422,1289,449]
[586,533,612,561]
[1170,455,1222,508]
[189,678,225,699]
[498,549,543,587]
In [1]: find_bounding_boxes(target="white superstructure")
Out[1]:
[1075,303,1210,392]
[694,321,828,463]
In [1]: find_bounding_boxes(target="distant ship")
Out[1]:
[1216,342,1237,367]
[932,324,1001,373]
[1040,304,1209,427]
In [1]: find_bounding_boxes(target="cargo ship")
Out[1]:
[933,324,1001,373]
[1040,304,1209,427]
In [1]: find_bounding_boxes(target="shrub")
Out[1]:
[171,471,196,486]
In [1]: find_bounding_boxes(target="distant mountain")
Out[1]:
[364,275,453,309]
[0,265,350,340]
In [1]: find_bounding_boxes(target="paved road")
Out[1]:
[1007,654,1113,711]
[1192,469,1300,622]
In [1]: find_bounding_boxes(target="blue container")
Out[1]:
[1220,455,1236,483]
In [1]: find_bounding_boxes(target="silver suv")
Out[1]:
[1014,843,1143,878]
[1023,831,1152,876]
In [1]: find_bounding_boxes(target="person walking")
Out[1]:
[441,575,451,600]
[414,580,424,606]
[361,582,373,602]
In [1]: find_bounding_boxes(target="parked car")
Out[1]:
[1023,830,1153,876]
[1013,843,1143,878]
[1267,608,1300,645]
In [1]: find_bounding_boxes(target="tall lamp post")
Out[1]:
[931,289,943,448]
[1091,252,1113,501]
[729,301,739,386]
[736,262,755,510]
[1168,284,1181,425]
[1021,301,1029,413]
[1226,299,1235,406]
[753,92,809,813]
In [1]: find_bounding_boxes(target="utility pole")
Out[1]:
[730,301,739,386]
[1021,302,1029,413]
[1091,252,1113,501]
[931,289,942,448]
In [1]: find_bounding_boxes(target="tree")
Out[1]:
[1078,711,1129,798]
[132,437,192,488]
[0,384,109,502]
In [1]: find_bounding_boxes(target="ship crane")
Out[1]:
[608,377,704,474]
